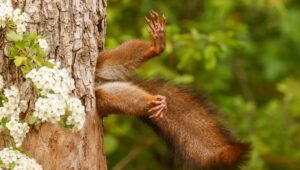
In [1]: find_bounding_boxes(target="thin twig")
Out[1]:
[112,147,141,170]
[111,139,155,170]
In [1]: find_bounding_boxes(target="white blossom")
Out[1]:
[0,86,22,120]
[0,3,13,28]
[12,8,28,33]
[0,0,12,6]
[0,147,42,170]
[37,38,49,53]
[6,118,29,147]
[33,94,66,123]
[33,94,86,131]
[0,148,18,164]
[0,85,29,146]
[16,23,26,33]
[66,97,86,130]
[0,1,27,33]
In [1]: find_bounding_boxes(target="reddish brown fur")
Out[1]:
[96,40,153,81]
[95,11,250,169]
[95,81,162,117]
[136,80,250,170]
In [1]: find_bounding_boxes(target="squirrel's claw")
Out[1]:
[149,107,164,119]
[148,95,167,119]
[146,11,166,38]
[145,11,166,54]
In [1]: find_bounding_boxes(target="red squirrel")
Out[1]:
[95,11,250,170]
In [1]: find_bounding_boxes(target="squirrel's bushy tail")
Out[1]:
[215,142,250,170]
[181,141,250,170]
[135,79,250,170]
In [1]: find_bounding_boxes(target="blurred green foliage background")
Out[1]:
[102,0,300,169]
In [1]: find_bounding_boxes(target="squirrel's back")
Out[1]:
[135,79,250,170]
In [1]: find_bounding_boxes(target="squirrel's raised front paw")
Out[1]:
[148,95,167,119]
[145,11,166,54]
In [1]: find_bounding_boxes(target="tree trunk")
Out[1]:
[0,0,107,169]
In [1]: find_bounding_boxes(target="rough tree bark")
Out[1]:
[0,0,108,169]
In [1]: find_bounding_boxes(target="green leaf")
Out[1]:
[59,118,74,129]
[21,67,31,75]
[205,57,216,70]
[204,45,218,70]
[5,20,15,30]
[66,110,72,116]
[0,94,8,107]
[9,162,16,169]
[104,134,119,155]
[65,123,74,129]
[6,46,19,60]
[32,86,40,94]
[30,43,39,52]
[14,56,27,67]
[43,61,55,68]
[27,32,38,41]
[28,116,38,125]
[204,45,218,60]
[31,44,46,57]
[1,117,8,128]
[6,31,23,42]
[36,47,47,57]
[21,59,31,75]
[15,40,26,50]
[12,146,25,153]
[59,119,66,128]
[177,49,196,70]
[32,56,44,66]
[32,56,54,68]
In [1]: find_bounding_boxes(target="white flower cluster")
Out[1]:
[0,0,27,33]
[1,86,22,119]
[34,94,66,123]
[0,0,11,6]
[66,97,85,130]
[0,86,29,147]
[0,147,42,170]
[6,119,29,147]
[26,62,75,96]
[26,61,86,130]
